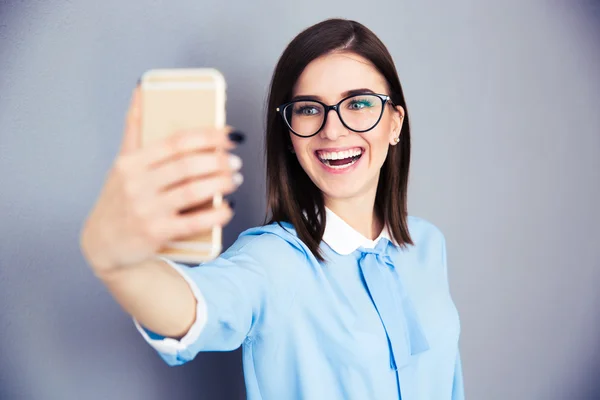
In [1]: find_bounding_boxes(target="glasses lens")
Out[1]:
[339,94,383,132]
[284,101,325,137]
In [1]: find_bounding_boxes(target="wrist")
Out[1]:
[79,230,119,277]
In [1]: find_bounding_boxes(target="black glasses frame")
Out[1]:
[276,93,394,138]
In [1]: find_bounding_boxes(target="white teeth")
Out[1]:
[317,148,363,161]
[317,148,363,170]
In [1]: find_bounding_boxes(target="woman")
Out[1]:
[81,18,464,400]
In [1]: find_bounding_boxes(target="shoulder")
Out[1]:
[407,215,446,243]
[404,215,447,262]
[223,222,312,265]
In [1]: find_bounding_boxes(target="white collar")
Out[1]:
[322,207,395,255]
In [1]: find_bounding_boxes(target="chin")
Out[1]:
[314,178,370,201]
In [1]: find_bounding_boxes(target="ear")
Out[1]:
[388,105,405,146]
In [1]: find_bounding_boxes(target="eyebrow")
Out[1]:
[291,88,376,102]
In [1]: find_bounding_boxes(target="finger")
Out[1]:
[135,127,238,168]
[119,86,142,155]
[164,203,235,240]
[147,151,242,192]
[161,173,243,213]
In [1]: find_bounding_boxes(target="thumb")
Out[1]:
[119,86,142,155]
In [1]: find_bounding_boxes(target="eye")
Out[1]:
[347,97,374,110]
[293,103,322,116]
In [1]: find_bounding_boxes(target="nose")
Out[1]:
[319,107,348,141]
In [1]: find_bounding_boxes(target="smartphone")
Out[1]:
[139,68,226,264]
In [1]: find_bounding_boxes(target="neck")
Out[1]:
[324,191,382,241]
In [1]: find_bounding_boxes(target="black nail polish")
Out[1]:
[228,131,246,144]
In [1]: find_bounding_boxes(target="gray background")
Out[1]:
[1,0,599,399]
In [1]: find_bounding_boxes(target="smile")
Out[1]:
[315,147,364,170]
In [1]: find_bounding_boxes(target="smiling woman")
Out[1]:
[80,18,464,400]
[266,27,413,262]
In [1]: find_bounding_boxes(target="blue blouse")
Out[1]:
[137,210,464,399]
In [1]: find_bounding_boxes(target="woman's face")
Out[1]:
[289,52,404,204]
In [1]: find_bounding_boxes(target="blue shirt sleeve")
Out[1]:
[138,238,271,366]
[452,350,465,399]
[438,222,465,399]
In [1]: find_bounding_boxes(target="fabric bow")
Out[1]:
[358,239,430,370]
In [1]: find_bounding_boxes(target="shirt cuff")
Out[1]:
[133,256,208,356]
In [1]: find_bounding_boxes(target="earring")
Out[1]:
[394,136,400,144]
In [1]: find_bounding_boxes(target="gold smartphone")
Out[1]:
[140,68,226,264]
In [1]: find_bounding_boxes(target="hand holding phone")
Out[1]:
[80,69,243,273]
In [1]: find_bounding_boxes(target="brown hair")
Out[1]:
[265,18,413,261]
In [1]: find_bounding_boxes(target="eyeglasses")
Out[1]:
[277,93,394,138]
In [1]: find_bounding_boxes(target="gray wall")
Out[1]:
[1,1,599,399]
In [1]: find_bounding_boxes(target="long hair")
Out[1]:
[265,18,413,261]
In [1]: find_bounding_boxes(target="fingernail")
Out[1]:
[228,131,246,144]
[228,154,242,170]
[232,172,244,187]
[224,195,236,210]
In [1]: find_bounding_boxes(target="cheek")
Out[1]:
[290,136,313,168]
[365,125,392,156]
[378,113,395,142]
[289,134,303,155]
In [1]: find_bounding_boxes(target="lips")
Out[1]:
[315,147,364,169]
